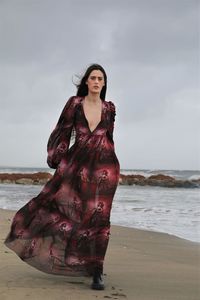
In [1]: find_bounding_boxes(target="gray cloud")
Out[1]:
[0,0,199,170]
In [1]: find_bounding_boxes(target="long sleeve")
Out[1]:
[107,101,116,143]
[47,96,75,169]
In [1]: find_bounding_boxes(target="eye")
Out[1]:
[90,76,103,81]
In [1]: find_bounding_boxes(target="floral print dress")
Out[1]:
[4,96,120,276]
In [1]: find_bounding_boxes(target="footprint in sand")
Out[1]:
[104,291,127,299]
[111,292,127,298]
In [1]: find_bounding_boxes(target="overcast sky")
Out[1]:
[0,0,199,170]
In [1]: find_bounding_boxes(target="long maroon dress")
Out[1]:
[4,96,120,276]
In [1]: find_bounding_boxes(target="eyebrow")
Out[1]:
[90,76,103,79]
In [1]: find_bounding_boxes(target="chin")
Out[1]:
[90,90,100,95]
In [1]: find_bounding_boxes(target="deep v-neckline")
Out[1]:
[81,97,103,134]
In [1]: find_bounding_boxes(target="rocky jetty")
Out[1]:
[0,172,199,188]
[0,172,52,185]
[119,173,200,188]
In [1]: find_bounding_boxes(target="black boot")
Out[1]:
[91,268,105,290]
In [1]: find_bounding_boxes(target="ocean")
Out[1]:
[0,166,199,243]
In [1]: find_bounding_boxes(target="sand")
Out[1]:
[0,208,199,300]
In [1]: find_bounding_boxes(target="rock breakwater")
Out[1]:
[0,172,199,188]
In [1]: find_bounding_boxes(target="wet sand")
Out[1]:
[0,208,199,300]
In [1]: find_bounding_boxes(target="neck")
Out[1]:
[85,92,101,103]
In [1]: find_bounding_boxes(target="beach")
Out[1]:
[0,208,199,300]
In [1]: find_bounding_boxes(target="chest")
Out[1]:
[82,100,103,133]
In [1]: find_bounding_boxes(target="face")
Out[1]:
[86,69,105,95]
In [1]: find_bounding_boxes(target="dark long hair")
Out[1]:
[74,63,107,100]
[70,64,107,146]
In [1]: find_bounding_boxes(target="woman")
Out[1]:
[4,63,120,290]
